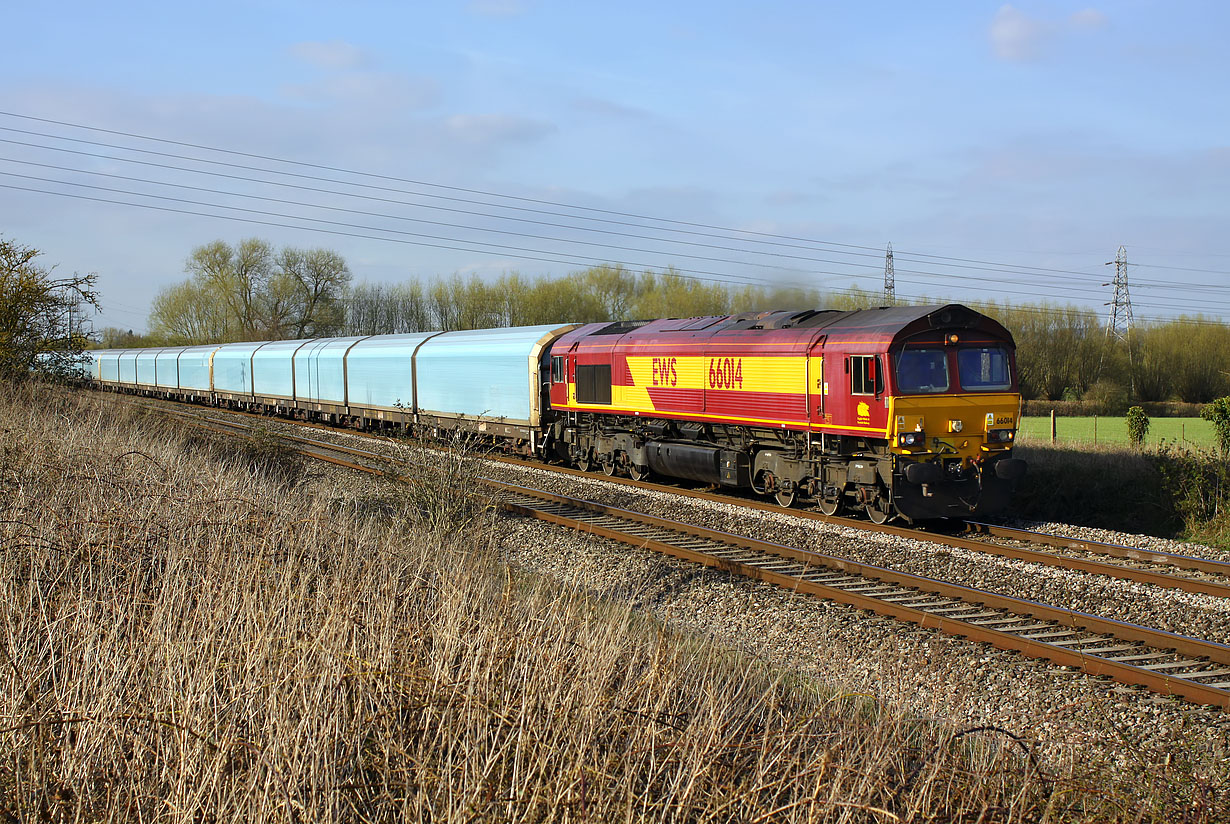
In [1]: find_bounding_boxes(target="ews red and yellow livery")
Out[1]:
[543,304,1025,522]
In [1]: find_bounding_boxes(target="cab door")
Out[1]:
[847,353,888,434]
[807,336,828,426]
[567,343,579,406]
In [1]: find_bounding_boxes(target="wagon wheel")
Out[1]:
[774,488,796,508]
[866,497,893,525]
[628,464,650,482]
[576,450,593,472]
[817,495,841,516]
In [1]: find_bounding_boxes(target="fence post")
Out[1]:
[1051,409,1056,443]
[1094,416,1098,444]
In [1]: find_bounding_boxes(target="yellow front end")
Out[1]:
[888,393,1021,466]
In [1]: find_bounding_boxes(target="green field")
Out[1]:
[1019,415,1216,448]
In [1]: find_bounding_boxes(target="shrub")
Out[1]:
[1201,397,1230,456]
[1125,406,1150,446]
[383,430,494,537]
[1150,443,1230,546]
[1011,443,1175,535]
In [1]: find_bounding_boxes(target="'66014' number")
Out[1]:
[707,357,743,389]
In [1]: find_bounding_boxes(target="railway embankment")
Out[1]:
[1011,442,1230,548]
[4,382,1228,822]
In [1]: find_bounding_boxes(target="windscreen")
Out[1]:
[957,347,1013,391]
[894,349,949,394]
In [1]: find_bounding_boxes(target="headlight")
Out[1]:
[898,431,925,447]
[987,428,1015,443]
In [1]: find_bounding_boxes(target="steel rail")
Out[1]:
[158,407,1230,709]
[112,394,1230,599]
[496,489,1230,709]
[965,520,1230,578]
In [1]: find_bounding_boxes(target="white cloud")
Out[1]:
[1069,9,1109,29]
[288,40,369,70]
[282,72,438,110]
[989,5,1109,61]
[764,190,815,207]
[571,96,652,121]
[989,5,1049,61]
[444,113,555,146]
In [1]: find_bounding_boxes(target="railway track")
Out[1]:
[115,394,1230,600]
[137,399,1230,710]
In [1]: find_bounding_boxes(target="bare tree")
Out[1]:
[0,237,97,380]
[153,238,354,343]
[279,247,351,337]
[149,279,231,343]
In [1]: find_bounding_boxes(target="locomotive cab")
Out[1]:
[885,328,1027,520]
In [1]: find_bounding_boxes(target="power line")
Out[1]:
[0,154,885,275]
[0,180,788,287]
[4,112,1223,288]
[4,122,1228,311]
[0,134,1120,289]
[11,172,1230,320]
[880,289,1227,328]
[6,150,1230,314]
[1,111,1226,322]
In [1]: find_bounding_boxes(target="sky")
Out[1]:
[0,1,1227,332]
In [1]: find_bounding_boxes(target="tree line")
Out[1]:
[82,235,1230,406]
[970,301,1230,406]
[108,237,831,342]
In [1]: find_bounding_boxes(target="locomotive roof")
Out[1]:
[561,303,1013,348]
[795,303,1014,344]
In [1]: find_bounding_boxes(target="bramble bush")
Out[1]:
[1151,443,1230,547]
[1201,397,1230,456]
[1125,405,1150,446]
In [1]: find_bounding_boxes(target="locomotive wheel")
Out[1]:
[817,496,841,516]
[576,451,593,472]
[602,459,617,476]
[774,489,796,508]
[629,464,650,481]
[866,498,893,524]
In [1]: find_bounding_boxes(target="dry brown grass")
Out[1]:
[1,383,1225,822]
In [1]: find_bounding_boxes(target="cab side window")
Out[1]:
[551,355,564,383]
[850,355,882,395]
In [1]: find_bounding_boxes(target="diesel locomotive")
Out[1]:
[544,303,1025,522]
[86,303,1024,522]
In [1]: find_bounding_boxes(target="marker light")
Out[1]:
[987,428,1015,444]
[898,431,925,447]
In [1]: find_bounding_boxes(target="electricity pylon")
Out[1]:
[883,243,895,304]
